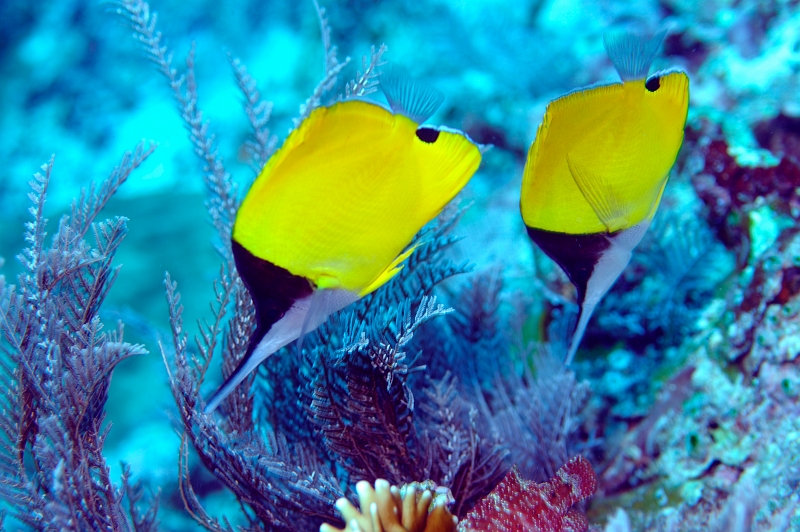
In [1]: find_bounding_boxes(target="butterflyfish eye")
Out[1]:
[645,75,661,92]
[416,127,440,143]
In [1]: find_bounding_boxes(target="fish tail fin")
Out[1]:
[381,68,444,123]
[565,224,647,365]
[603,28,668,81]
[204,291,335,414]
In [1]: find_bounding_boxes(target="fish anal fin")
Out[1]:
[380,70,444,124]
[203,349,263,414]
[566,154,629,233]
[204,286,358,413]
[603,29,668,81]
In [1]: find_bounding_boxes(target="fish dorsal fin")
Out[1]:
[603,29,667,81]
[381,70,444,124]
[566,154,629,233]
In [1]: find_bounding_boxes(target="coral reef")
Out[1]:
[587,70,800,531]
[108,0,592,530]
[322,459,598,532]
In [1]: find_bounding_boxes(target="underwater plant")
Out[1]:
[0,144,159,530]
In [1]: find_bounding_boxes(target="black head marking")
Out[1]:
[646,75,661,92]
[231,239,313,354]
[416,127,440,143]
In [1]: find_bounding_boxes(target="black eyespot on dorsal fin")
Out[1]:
[416,127,440,143]
[646,75,661,92]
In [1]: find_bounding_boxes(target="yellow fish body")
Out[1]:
[234,100,479,296]
[205,80,482,413]
[520,30,689,363]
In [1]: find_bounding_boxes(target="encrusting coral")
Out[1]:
[459,457,597,532]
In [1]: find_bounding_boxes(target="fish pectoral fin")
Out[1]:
[380,69,444,124]
[566,154,629,233]
[359,244,419,297]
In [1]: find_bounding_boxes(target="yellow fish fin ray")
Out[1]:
[358,244,419,297]
[523,81,623,188]
[603,28,668,81]
[645,175,670,221]
[566,154,630,233]
[253,103,330,186]
[381,70,444,124]
[543,82,623,116]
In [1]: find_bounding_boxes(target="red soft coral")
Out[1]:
[458,457,597,532]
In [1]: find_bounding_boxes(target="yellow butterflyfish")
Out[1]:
[205,75,482,413]
[520,30,689,364]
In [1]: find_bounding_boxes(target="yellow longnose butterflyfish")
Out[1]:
[520,30,689,364]
[204,75,483,413]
